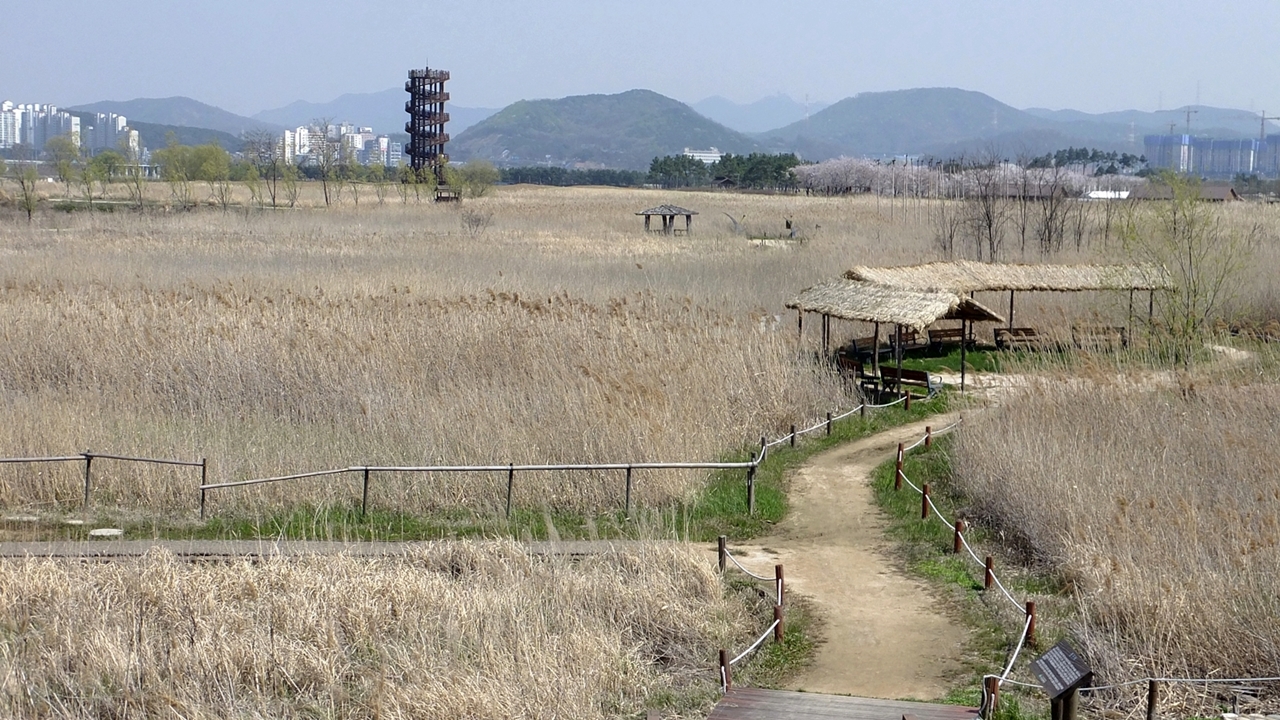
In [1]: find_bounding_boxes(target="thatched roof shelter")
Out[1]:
[844,261,1172,294]
[786,280,1004,333]
[636,204,698,235]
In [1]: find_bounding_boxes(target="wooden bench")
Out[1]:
[927,327,968,352]
[1072,324,1128,350]
[836,353,881,395]
[994,327,1042,350]
[879,367,936,394]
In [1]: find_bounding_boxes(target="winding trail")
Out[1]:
[725,413,969,701]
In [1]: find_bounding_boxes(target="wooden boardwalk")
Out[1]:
[710,688,979,720]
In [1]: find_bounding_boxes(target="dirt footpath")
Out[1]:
[726,414,969,701]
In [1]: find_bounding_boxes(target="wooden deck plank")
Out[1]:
[710,688,979,720]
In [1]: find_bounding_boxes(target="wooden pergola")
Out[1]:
[787,280,1005,392]
[637,204,697,235]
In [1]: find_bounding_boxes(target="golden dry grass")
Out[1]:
[0,541,746,719]
[952,377,1280,710]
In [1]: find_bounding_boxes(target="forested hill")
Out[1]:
[758,87,1138,159]
[451,89,759,170]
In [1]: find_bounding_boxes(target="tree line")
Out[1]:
[646,153,802,190]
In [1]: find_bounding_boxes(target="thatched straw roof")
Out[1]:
[845,261,1172,293]
[786,280,1005,332]
[636,204,698,216]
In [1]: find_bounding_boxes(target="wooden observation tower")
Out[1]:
[405,66,458,201]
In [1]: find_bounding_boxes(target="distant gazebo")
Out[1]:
[637,204,697,235]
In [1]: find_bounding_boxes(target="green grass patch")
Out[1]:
[897,346,1003,375]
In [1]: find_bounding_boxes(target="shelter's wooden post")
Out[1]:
[873,322,881,374]
[1129,289,1135,332]
[1148,290,1155,328]
[895,324,904,397]
[644,215,650,231]
[686,214,692,234]
[797,310,803,343]
[960,319,968,393]
[1008,290,1015,330]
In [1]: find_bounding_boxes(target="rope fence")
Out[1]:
[893,421,1280,719]
[715,537,787,692]
[0,452,206,507]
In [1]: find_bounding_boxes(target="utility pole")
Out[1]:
[1261,111,1271,141]
[1184,108,1198,134]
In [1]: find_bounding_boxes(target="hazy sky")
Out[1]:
[5,0,1279,117]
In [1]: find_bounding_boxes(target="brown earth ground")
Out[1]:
[723,413,969,701]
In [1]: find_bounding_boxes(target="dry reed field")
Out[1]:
[1,186,1278,517]
[0,541,748,719]
[951,377,1280,711]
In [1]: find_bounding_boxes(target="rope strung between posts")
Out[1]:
[723,548,774,582]
[730,620,781,666]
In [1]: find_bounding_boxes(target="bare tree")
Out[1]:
[309,118,338,207]
[9,154,41,222]
[1033,164,1069,255]
[963,149,1009,262]
[243,129,283,208]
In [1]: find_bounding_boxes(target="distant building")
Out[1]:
[684,147,723,164]
[1144,133,1278,177]
[0,101,16,149]
[84,112,128,153]
[5,103,81,151]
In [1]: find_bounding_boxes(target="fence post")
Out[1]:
[746,465,756,515]
[775,564,785,605]
[921,483,930,520]
[860,402,866,418]
[904,391,912,411]
[895,443,904,491]
[1026,601,1037,646]
[1146,680,1159,720]
[505,464,515,519]
[624,465,633,520]
[984,676,1000,718]
[826,412,832,436]
[82,451,93,507]
[925,426,933,447]
[773,604,785,642]
[717,535,727,573]
[199,458,207,518]
[984,556,994,590]
[361,468,371,517]
[719,649,731,691]
[790,424,796,447]
[953,519,965,554]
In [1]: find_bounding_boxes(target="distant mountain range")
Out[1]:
[69,97,280,137]
[64,88,1280,168]
[692,94,831,134]
[66,109,244,153]
[451,89,759,169]
[253,88,497,136]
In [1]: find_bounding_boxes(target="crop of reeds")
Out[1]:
[1,187,1277,519]
[0,541,747,719]
[951,377,1280,711]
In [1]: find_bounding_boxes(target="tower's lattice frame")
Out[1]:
[405,67,450,187]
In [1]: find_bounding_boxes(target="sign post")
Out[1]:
[1030,640,1093,720]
